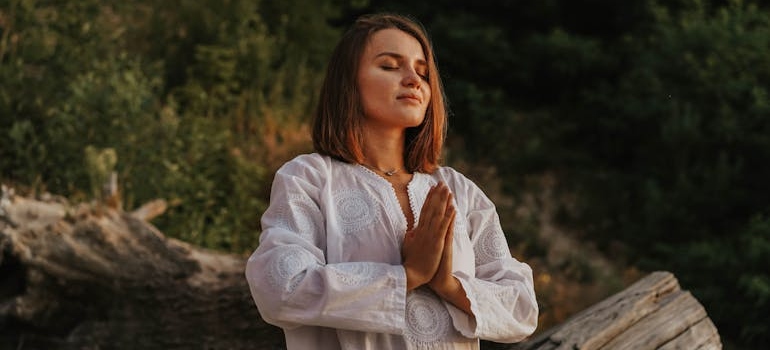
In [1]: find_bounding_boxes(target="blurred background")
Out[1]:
[0,0,768,348]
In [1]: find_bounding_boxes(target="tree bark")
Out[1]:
[0,190,721,349]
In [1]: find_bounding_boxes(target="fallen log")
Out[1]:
[499,271,722,350]
[0,189,283,349]
[0,189,721,349]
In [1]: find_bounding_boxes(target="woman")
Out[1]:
[245,13,538,349]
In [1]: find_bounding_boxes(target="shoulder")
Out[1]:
[433,165,465,179]
[275,153,336,185]
[432,166,495,208]
[432,166,481,195]
[277,153,333,173]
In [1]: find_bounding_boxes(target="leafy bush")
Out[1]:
[0,0,341,252]
[503,1,770,346]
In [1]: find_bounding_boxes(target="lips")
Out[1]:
[397,93,422,104]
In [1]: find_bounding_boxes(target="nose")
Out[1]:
[402,69,422,89]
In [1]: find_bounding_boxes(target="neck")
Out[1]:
[360,126,406,172]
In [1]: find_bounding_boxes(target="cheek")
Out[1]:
[358,73,387,104]
[357,84,373,114]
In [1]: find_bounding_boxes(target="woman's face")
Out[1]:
[357,28,431,131]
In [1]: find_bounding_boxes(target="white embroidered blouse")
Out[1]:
[245,153,538,349]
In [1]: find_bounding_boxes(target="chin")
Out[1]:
[404,111,428,126]
[405,116,426,128]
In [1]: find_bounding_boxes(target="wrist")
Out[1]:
[430,275,461,298]
[404,263,427,291]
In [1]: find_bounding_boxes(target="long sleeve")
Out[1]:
[441,171,539,343]
[245,155,408,334]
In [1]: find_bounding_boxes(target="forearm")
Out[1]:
[404,264,424,292]
[445,266,539,342]
[433,276,473,316]
[248,244,408,332]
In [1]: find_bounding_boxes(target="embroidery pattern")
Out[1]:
[410,177,436,226]
[274,192,321,243]
[476,224,510,265]
[334,189,377,235]
[329,263,379,286]
[404,289,452,344]
[268,246,316,294]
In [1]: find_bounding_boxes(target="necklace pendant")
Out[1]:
[384,169,397,176]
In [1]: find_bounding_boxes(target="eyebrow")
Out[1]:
[374,52,427,66]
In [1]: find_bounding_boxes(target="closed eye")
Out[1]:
[416,68,429,81]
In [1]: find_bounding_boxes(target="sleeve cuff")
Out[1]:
[391,265,408,332]
[443,271,480,338]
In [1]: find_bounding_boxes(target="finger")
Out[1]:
[436,204,455,239]
[442,212,455,267]
[444,212,455,253]
[444,191,454,213]
[423,184,438,205]
[404,229,415,241]
[435,212,456,279]
[419,184,442,224]
[421,184,450,228]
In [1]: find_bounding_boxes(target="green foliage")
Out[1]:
[564,1,768,346]
[513,1,769,346]
[0,0,344,252]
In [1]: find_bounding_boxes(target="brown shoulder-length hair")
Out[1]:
[312,13,447,174]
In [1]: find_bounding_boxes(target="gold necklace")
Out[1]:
[361,163,400,176]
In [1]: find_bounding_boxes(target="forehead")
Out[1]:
[363,28,426,61]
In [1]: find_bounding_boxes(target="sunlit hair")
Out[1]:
[312,13,447,173]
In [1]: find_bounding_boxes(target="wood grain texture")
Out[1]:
[510,272,722,350]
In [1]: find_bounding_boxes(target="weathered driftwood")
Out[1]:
[0,190,721,349]
[499,271,722,350]
[0,189,283,349]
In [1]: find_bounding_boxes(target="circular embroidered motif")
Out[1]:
[405,289,452,343]
[329,263,378,286]
[268,246,316,294]
[275,194,320,242]
[476,226,510,265]
[334,189,376,234]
